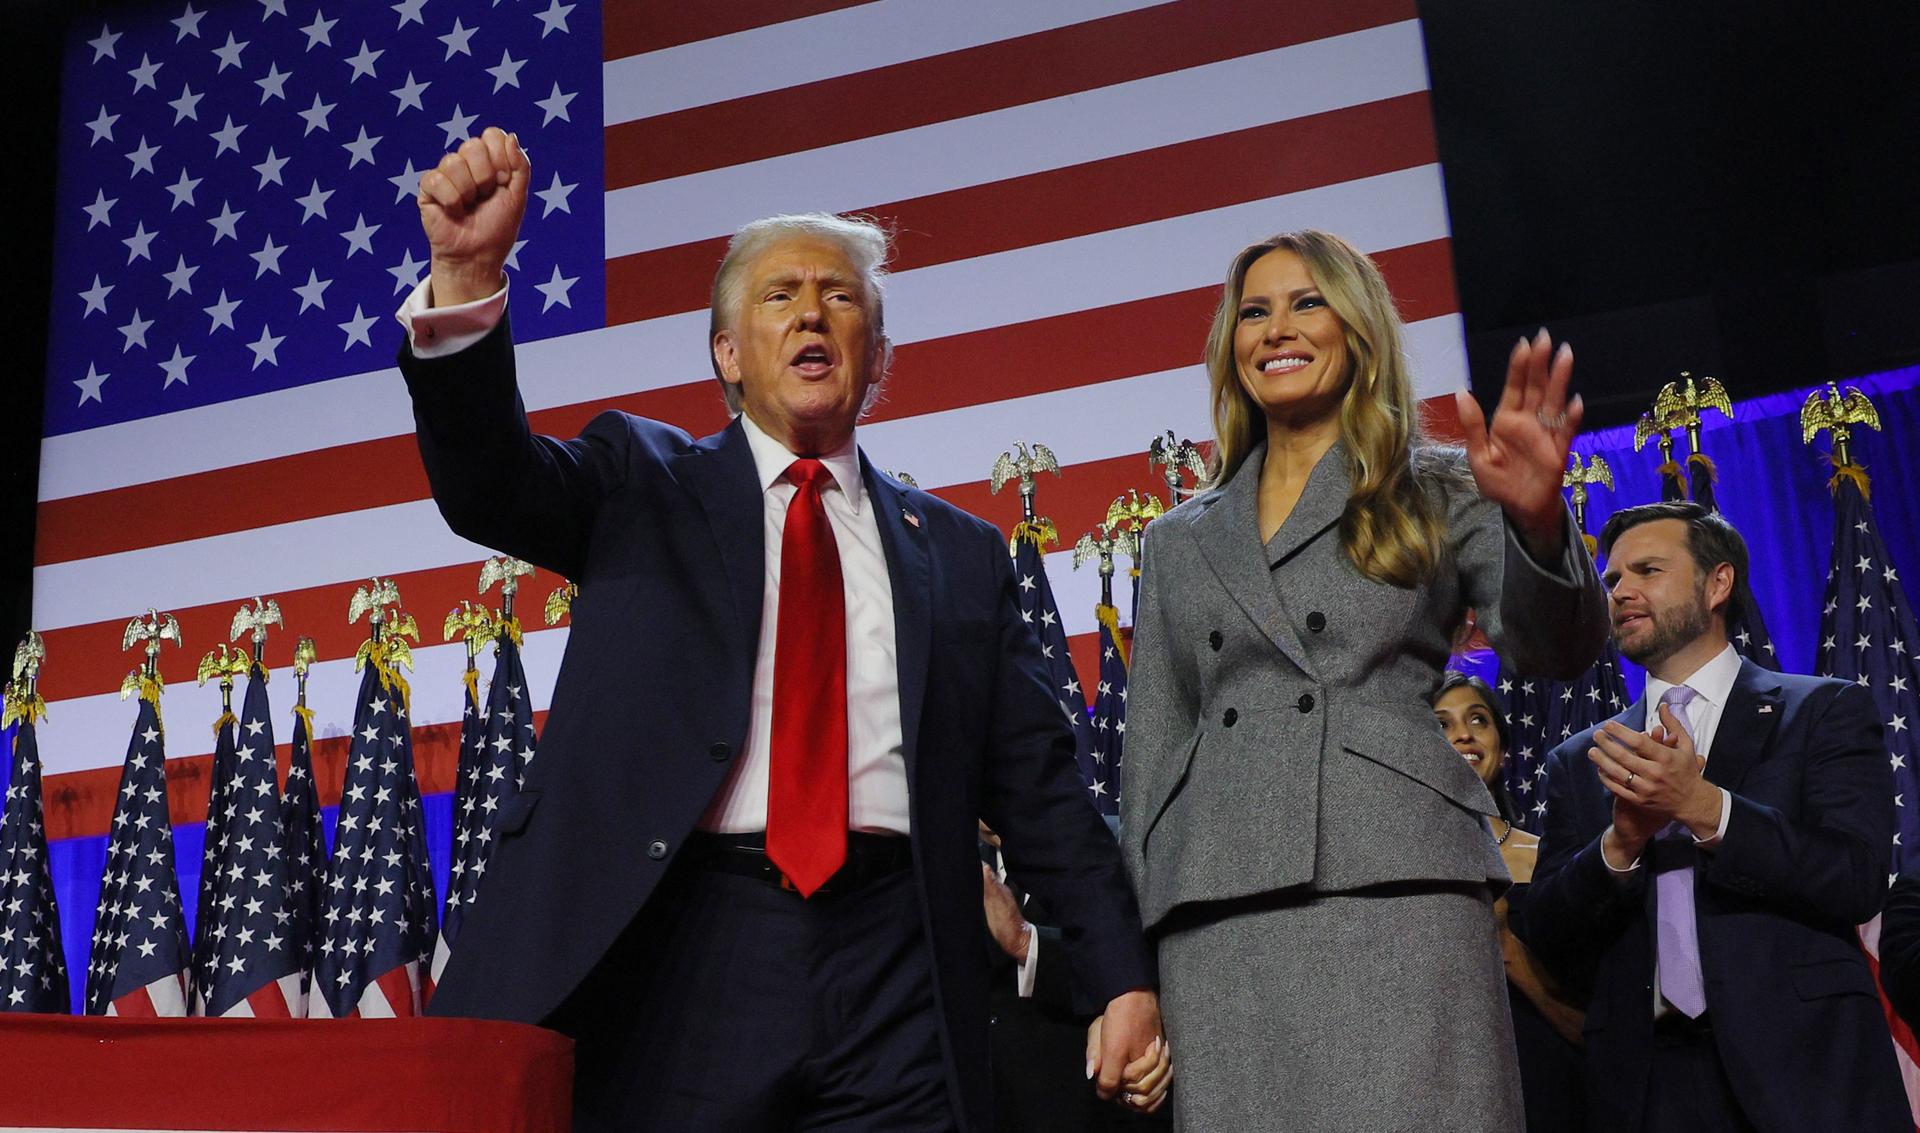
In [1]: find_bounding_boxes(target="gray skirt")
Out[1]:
[1157,882,1523,1132]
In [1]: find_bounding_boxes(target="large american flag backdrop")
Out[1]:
[28,0,1467,1005]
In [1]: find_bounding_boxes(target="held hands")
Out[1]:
[1456,328,1584,558]
[416,126,531,307]
[1589,705,1725,865]
[980,863,1033,961]
[1086,988,1171,1114]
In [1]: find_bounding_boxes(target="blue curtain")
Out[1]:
[1566,365,1920,701]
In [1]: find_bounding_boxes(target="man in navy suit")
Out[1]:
[1527,501,1907,1132]
[400,128,1166,1130]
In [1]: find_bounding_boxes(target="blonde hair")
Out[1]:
[1203,230,1451,588]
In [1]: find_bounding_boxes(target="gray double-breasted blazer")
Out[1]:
[1120,441,1609,929]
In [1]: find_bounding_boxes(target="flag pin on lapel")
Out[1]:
[1758,704,1773,713]
[903,509,920,529]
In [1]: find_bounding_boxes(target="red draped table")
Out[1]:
[0,1015,573,1131]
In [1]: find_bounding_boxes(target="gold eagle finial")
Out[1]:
[4,631,48,727]
[990,442,1063,552]
[544,581,580,626]
[1800,382,1881,466]
[1147,431,1206,506]
[120,609,182,699]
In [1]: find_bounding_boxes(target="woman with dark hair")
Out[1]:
[1432,671,1585,1133]
[1118,230,1609,1130]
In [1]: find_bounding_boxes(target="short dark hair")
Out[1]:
[1598,500,1749,593]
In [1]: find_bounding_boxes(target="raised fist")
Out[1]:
[416,126,531,307]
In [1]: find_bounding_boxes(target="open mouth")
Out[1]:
[1259,354,1310,374]
[1615,612,1650,633]
[791,343,833,376]
[1456,747,1484,764]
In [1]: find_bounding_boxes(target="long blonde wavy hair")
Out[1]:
[1203,230,1452,589]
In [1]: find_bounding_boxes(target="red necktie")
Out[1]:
[766,458,849,897]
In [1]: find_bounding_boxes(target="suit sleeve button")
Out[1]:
[647,840,669,860]
[1223,708,1238,727]
[1297,694,1316,713]
[1208,630,1223,651]
[708,742,732,761]
[1306,611,1326,632]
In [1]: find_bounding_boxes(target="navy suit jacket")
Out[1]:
[401,319,1154,1129]
[1526,657,1907,1132]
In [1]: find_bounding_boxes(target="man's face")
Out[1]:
[712,235,880,453]
[1603,518,1724,669]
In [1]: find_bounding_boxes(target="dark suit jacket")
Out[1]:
[1526,658,1907,1133]
[983,846,1171,1133]
[401,319,1154,1130]
[982,846,1089,1132]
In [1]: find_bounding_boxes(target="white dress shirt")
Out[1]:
[1641,641,1740,846]
[1632,643,1741,1016]
[398,279,912,835]
[701,412,910,834]
[1604,641,1739,875]
[990,847,1042,998]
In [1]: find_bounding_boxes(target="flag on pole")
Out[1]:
[434,630,536,981]
[84,685,188,1017]
[1813,462,1920,1120]
[280,686,325,1007]
[1012,527,1096,787]
[434,619,487,983]
[194,664,302,1017]
[1,658,69,1012]
[309,586,436,1018]
[187,648,243,1011]
[1088,605,1129,818]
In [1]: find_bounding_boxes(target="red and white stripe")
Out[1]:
[209,973,306,1020]
[307,963,423,1020]
[33,1,1467,834]
[105,971,188,1019]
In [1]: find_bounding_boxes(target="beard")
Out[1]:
[1615,583,1713,668]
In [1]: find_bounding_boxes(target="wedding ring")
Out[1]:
[1624,770,1636,786]
[1536,409,1567,430]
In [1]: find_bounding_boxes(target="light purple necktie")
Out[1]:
[1653,684,1707,1018]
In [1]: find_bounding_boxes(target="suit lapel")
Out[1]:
[865,460,932,787]
[1263,442,1350,567]
[1192,441,1322,677]
[1702,659,1784,791]
[670,419,766,660]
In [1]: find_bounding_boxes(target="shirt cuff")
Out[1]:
[1693,787,1733,846]
[1601,826,1642,874]
[395,276,508,358]
[1015,924,1039,998]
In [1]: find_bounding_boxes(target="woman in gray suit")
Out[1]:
[1119,231,1608,1130]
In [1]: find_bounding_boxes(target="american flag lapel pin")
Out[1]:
[1758,704,1773,714]
[903,509,920,529]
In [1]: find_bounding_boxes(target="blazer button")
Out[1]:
[647,840,669,860]
[708,741,732,762]
[1297,693,1316,714]
[1306,611,1326,633]
[1222,707,1238,727]
[1208,630,1223,651]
